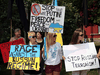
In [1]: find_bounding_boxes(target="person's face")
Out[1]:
[52,33,57,44]
[28,32,36,43]
[15,30,21,38]
[37,32,42,39]
[78,32,84,41]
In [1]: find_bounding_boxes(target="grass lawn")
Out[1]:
[0,60,99,75]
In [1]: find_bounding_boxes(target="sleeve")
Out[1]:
[9,37,13,42]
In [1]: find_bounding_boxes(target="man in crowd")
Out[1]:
[10,28,26,75]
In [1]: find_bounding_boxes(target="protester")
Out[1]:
[36,32,44,43]
[43,33,62,75]
[97,49,100,59]
[23,31,42,75]
[97,49,100,75]
[62,28,88,75]
[36,32,44,74]
[9,28,26,75]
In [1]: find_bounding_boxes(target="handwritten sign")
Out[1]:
[30,3,65,33]
[0,42,11,63]
[7,45,40,70]
[0,38,25,63]
[63,42,99,72]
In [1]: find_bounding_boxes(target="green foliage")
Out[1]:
[62,3,80,44]
[0,0,10,43]
[87,0,100,25]
[0,0,25,43]
[0,0,100,44]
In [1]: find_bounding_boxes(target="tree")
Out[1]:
[0,0,81,45]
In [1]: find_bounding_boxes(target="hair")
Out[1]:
[14,28,21,33]
[37,32,44,39]
[46,33,55,48]
[70,28,83,44]
[28,31,37,36]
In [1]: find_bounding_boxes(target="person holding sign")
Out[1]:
[10,28,25,43]
[23,31,42,75]
[97,49,100,59]
[97,49,100,75]
[63,28,88,75]
[43,33,62,75]
[9,28,26,75]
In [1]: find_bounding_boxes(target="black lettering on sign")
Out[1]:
[32,46,37,53]
[12,62,16,69]
[8,62,12,69]
[36,62,38,68]
[31,16,55,24]
[67,57,71,62]
[24,57,29,62]
[67,56,80,62]
[25,62,29,66]
[72,60,96,68]
[42,5,55,11]
[31,16,35,21]
[16,63,19,70]
[15,45,19,51]
[9,52,13,57]
[31,62,34,69]
[13,57,19,62]
[20,45,25,52]
[26,45,32,52]
[13,57,15,62]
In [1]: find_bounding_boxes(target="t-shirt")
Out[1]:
[45,42,62,65]
[23,43,43,74]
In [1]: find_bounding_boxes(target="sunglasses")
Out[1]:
[53,35,57,37]
[79,34,83,37]
[29,36,37,38]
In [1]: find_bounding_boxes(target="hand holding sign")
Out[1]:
[0,38,25,63]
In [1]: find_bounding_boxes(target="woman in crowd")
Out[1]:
[36,32,44,74]
[36,32,44,44]
[43,33,62,75]
[97,49,100,75]
[63,28,88,75]
[23,31,42,75]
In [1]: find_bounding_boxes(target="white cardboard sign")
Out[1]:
[63,42,99,72]
[30,3,65,33]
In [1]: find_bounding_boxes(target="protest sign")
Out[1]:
[0,42,11,63]
[30,3,65,33]
[63,42,99,72]
[7,45,40,70]
[0,38,25,63]
[11,38,25,45]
